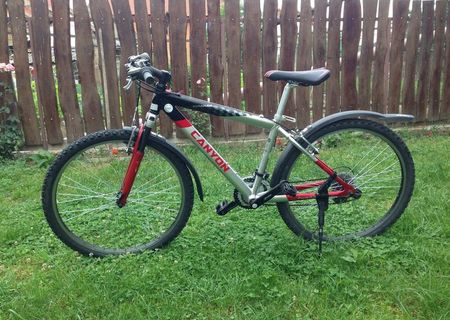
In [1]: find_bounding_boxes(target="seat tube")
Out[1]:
[251,83,294,195]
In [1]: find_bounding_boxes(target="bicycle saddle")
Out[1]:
[264,68,330,86]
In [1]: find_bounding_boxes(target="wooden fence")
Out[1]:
[1,0,450,147]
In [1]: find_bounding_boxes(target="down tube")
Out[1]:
[172,119,252,198]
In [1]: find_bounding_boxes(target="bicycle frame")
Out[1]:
[143,83,356,205]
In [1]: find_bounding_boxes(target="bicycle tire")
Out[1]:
[271,119,415,241]
[42,129,194,256]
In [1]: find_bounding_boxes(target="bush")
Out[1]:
[187,110,211,136]
[0,106,23,160]
[26,150,55,168]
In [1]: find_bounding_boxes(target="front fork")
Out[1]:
[116,106,158,207]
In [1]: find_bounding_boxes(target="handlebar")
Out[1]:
[125,53,171,90]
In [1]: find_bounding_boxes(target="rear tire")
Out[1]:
[272,119,414,241]
[42,129,194,256]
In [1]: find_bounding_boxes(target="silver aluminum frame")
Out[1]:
[172,83,318,203]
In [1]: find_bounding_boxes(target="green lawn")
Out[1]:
[0,130,449,319]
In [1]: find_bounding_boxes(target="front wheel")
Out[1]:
[42,129,194,256]
[272,119,415,241]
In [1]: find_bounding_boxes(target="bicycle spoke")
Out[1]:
[127,198,180,205]
[71,158,117,190]
[360,186,399,190]
[63,203,114,221]
[351,152,395,183]
[353,168,398,181]
[60,180,102,195]
[57,193,115,204]
[133,172,175,193]
[350,139,383,172]
[355,161,399,187]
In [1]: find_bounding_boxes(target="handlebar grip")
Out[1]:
[149,66,171,85]
[142,71,154,84]
[148,66,165,81]
[140,65,171,87]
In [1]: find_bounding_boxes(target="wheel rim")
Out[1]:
[52,138,185,254]
[286,127,406,240]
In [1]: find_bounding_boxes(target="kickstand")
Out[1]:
[316,173,336,255]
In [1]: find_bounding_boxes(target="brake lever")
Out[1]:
[123,77,133,91]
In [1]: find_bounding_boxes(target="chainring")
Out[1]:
[234,176,270,208]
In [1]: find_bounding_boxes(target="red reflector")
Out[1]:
[175,119,192,128]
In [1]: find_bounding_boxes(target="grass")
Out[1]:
[0,129,449,319]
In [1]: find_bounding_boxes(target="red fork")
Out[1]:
[116,125,145,207]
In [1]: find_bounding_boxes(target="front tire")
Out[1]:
[42,129,194,256]
[272,119,415,241]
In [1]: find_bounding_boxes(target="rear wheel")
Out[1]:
[272,119,414,240]
[42,129,194,256]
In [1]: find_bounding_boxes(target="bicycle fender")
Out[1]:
[301,111,414,137]
[271,111,414,188]
[124,127,204,202]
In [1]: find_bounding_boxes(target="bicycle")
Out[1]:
[42,53,415,257]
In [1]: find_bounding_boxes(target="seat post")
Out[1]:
[274,83,296,123]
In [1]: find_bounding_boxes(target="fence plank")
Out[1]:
[134,0,153,117]
[342,0,361,110]
[388,0,410,114]
[30,0,63,145]
[73,0,104,133]
[90,0,121,129]
[429,0,447,121]
[190,0,207,100]
[312,0,326,121]
[190,0,212,134]
[111,0,137,125]
[326,0,342,115]
[168,0,188,94]
[134,0,152,59]
[206,0,225,136]
[134,0,152,57]
[243,1,262,134]
[0,0,17,127]
[52,0,84,143]
[262,0,278,119]
[225,0,245,135]
[442,1,450,120]
[372,0,390,113]
[416,1,434,121]
[151,0,172,138]
[359,0,378,108]
[279,0,298,120]
[168,0,189,137]
[402,0,421,116]
[296,0,313,127]
[6,0,42,146]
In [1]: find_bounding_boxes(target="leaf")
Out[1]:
[341,255,356,263]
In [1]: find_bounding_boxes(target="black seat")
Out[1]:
[264,68,330,86]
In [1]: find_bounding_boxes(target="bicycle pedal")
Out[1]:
[281,182,297,196]
[215,200,238,216]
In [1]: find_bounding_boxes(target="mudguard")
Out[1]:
[271,111,414,187]
[124,127,204,201]
[300,111,414,137]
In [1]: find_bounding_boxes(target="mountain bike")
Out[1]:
[42,53,415,257]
